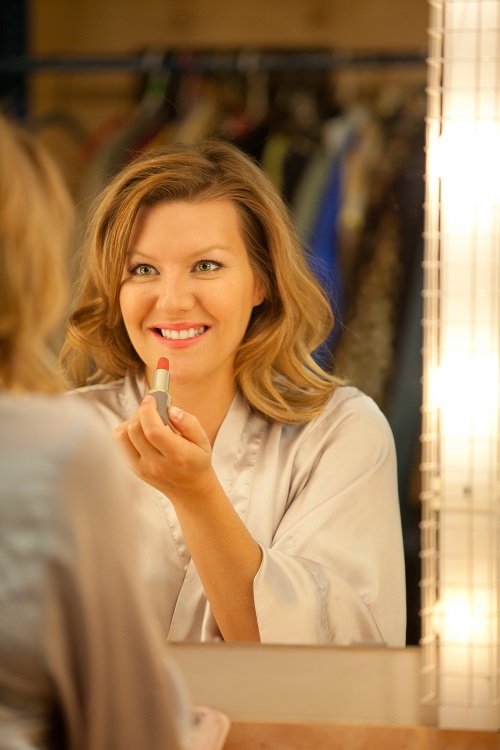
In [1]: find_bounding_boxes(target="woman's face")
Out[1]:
[120,198,265,397]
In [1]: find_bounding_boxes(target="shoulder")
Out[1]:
[68,373,146,426]
[0,393,123,550]
[2,392,134,506]
[324,385,392,432]
[294,385,392,437]
[2,392,102,443]
[1,393,115,467]
[70,377,128,404]
[291,385,395,463]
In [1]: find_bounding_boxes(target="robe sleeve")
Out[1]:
[253,394,406,647]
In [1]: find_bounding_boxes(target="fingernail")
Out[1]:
[169,405,184,420]
[142,394,155,405]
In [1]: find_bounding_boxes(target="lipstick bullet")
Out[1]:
[148,357,170,425]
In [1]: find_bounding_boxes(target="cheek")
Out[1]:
[119,288,148,328]
[233,286,262,328]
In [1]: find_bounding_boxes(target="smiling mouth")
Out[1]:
[156,326,208,341]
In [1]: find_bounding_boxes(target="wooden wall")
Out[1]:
[29,0,428,54]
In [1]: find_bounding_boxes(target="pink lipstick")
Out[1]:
[148,357,171,425]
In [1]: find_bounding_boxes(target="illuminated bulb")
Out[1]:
[433,590,492,643]
[431,354,499,437]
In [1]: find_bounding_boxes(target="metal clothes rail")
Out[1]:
[0,49,426,75]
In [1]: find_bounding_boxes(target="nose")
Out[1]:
[155,273,195,313]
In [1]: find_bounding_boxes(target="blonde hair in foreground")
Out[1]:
[62,139,342,423]
[0,113,74,393]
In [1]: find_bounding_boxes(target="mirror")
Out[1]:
[15,0,429,648]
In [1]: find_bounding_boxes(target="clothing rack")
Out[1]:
[0,49,426,75]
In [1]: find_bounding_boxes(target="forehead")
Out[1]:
[128,198,245,246]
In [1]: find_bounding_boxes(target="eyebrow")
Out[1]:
[125,244,235,259]
[124,248,155,260]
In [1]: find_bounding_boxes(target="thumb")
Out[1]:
[168,405,211,452]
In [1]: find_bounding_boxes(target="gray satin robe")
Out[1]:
[0,394,188,750]
[72,373,406,647]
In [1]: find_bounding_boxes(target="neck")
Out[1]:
[169,380,237,446]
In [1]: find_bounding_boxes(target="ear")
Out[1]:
[252,278,266,308]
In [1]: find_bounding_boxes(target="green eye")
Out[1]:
[131,264,156,276]
[194,259,223,273]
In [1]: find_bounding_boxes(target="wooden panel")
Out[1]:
[223,721,500,750]
[29,0,428,54]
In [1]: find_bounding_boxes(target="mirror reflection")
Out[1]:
[61,137,407,646]
[5,0,428,648]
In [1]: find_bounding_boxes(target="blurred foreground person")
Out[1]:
[0,113,189,749]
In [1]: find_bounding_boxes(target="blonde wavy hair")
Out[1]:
[0,114,74,393]
[62,139,342,423]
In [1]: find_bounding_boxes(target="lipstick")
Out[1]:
[148,357,171,425]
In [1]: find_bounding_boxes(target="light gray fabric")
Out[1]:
[0,393,187,750]
[72,374,406,647]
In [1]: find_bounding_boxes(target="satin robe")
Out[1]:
[0,395,188,750]
[71,373,406,646]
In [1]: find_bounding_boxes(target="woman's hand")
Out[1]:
[113,395,219,503]
[113,393,262,642]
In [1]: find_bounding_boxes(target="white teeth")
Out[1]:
[160,326,206,340]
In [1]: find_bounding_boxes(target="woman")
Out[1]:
[0,114,188,749]
[63,139,406,646]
